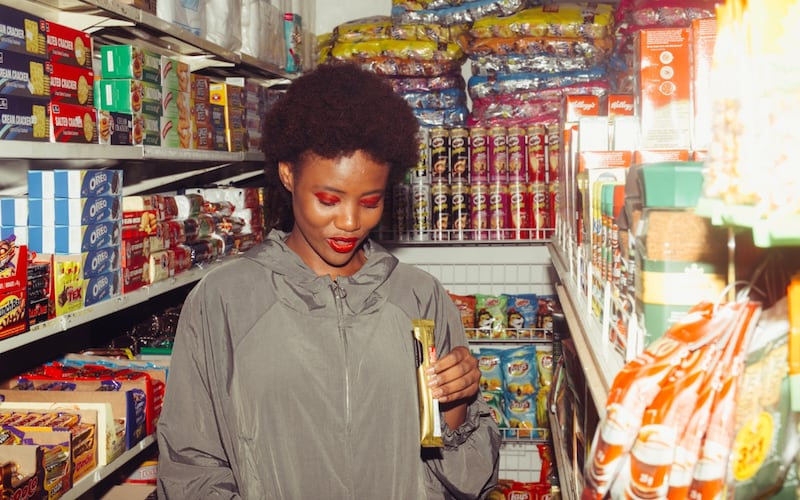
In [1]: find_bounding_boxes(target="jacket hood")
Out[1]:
[242,230,399,316]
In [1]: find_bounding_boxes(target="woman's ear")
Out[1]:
[278,162,294,193]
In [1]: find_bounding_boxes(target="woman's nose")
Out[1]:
[335,204,360,231]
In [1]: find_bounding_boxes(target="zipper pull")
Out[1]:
[331,280,347,299]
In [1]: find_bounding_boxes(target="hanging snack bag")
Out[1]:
[475,293,508,338]
[448,292,476,335]
[481,390,508,428]
[412,319,443,447]
[502,345,540,438]
[504,293,538,337]
[475,347,505,392]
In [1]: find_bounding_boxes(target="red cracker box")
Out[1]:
[122,256,147,293]
[635,27,692,149]
[45,20,93,69]
[0,95,49,142]
[607,94,635,117]
[0,49,51,98]
[50,102,97,143]
[0,5,45,57]
[0,242,28,340]
[121,236,150,266]
[49,61,94,107]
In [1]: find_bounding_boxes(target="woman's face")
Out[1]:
[279,150,389,279]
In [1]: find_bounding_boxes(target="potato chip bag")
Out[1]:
[481,390,507,428]
[475,347,505,392]
[502,345,539,400]
[448,292,476,334]
[504,293,538,337]
[475,293,508,338]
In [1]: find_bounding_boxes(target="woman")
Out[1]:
[157,64,501,499]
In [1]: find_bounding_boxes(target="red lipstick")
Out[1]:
[328,237,358,253]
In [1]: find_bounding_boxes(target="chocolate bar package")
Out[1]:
[412,319,443,447]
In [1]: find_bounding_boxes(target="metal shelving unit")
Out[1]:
[0,259,230,355]
[548,242,624,418]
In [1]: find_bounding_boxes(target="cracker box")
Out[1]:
[28,196,122,226]
[50,102,97,144]
[160,56,189,92]
[161,88,190,119]
[0,50,51,98]
[28,221,122,254]
[45,20,93,69]
[191,73,211,103]
[28,169,123,199]
[634,27,691,150]
[97,110,133,146]
[135,112,161,146]
[226,127,248,152]
[100,45,161,84]
[0,241,28,340]
[0,197,27,226]
[0,5,45,57]
[49,61,94,106]
[95,78,162,116]
[209,82,244,108]
[160,115,192,149]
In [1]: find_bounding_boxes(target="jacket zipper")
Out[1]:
[331,279,352,493]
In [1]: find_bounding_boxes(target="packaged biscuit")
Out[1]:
[0,95,50,141]
[0,5,45,57]
[50,61,94,106]
[45,20,93,69]
[100,45,161,84]
[50,103,97,143]
[0,49,51,98]
[412,319,443,447]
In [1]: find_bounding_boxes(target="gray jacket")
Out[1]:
[157,230,501,499]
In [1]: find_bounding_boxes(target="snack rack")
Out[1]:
[385,242,554,483]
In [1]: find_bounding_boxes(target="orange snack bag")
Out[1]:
[582,301,756,499]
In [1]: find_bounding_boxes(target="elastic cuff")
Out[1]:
[441,402,482,450]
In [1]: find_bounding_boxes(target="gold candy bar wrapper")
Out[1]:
[413,319,443,448]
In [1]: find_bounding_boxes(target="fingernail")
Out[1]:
[427,374,439,386]
[431,388,442,399]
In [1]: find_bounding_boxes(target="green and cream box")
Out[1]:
[100,45,161,84]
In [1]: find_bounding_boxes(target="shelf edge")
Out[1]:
[61,434,157,500]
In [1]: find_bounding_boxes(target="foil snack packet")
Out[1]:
[413,319,443,447]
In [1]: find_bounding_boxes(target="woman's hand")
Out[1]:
[427,346,480,404]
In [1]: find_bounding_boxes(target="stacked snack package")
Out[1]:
[453,4,614,243]
[26,170,124,316]
[610,0,717,93]
[323,15,469,128]
[582,299,762,499]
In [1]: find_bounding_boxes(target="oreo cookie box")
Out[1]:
[28,196,122,226]
[82,270,121,307]
[28,169,122,198]
[28,220,121,254]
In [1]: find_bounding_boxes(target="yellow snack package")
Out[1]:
[412,319,443,447]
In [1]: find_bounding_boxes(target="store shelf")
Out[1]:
[695,196,800,248]
[62,434,157,500]
[0,141,264,163]
[5,0,297,80]
[0,259,232,355]
[548,414,579,500]
[548,243,623,417]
